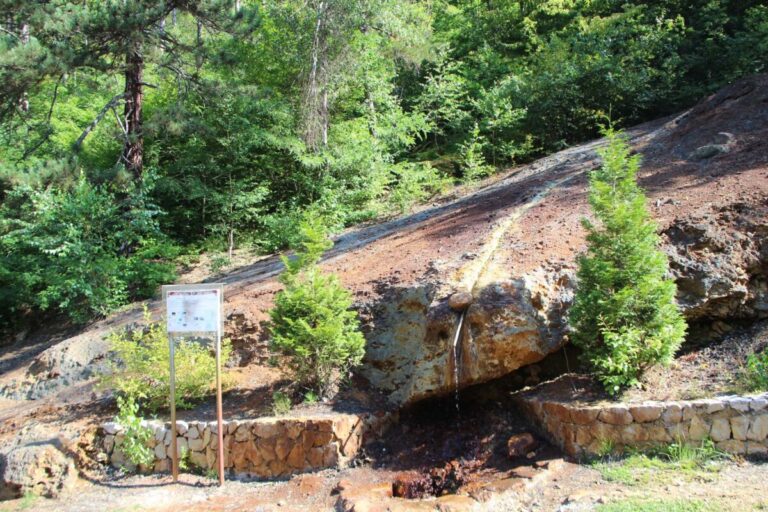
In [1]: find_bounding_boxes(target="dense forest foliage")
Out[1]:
[0,0,766,327]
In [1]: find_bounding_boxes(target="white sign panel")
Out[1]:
[166,289,220,333]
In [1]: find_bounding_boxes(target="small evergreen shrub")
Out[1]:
[569,128,687,395]
[271,391,292,415]
[103,308,233,412]
[460,122,494,182]
[114,395,154,468]
[268,214,366,397]
[742,349,768,391]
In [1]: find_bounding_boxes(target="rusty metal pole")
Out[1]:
[215,329,225,486]
[170,334,179,482]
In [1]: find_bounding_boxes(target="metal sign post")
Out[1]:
[162,283,225,486]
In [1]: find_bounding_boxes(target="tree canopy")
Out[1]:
[0,0,766,327]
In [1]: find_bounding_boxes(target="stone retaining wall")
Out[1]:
[99,411,395,478]
[514,383,768,457]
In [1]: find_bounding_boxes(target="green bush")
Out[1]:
[271,391,292,415]
[268,214,366,397]
[114,395,154,468]
[569,128,687,395]
[0,176,176,325]
[460,123,494,182]
[743,349,768,391]
[103,308,233,413]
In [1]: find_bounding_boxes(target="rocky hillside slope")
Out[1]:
[2,74,767,408]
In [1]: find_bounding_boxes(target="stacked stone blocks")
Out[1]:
[516,391,768,457]
[100,412,393,477]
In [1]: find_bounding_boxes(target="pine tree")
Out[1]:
[269,214,366,397]
[569,128,687,395]
[0,0,257,181]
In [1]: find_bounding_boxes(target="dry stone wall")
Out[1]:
[99,411,394,478]
[515,387,768,457]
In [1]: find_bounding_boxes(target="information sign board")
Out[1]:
[166,289,220,333]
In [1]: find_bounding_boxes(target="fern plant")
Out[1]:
[569,127,687,395]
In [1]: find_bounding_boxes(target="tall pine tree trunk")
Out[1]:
[122,45,144,180]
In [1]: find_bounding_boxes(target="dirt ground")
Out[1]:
[1,454,765,511]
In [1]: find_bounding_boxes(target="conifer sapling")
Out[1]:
[569,128,687,395]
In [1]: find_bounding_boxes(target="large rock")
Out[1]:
[0,443,77,499]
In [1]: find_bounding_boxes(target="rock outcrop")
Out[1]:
[664,202,768,325]
[0,443,77,499]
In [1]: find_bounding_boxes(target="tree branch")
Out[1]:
[72,93,125,151]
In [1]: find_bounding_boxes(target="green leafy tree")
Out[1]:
[0,175,175,325]
[460,122,493,182]
[569,128,687,395]
[269,214,365,397]
[0,0,257,180]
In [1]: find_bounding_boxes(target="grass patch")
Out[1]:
[591,440,729,486]
[596,498,719,512]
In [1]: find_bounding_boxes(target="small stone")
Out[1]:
[728,398,751,413]
[688,416,710,441]
[253,421,279,439]
[710,418,731,442]
[275,437,293,460]
[716,439,745,454]
[175,437,188,458]
[747,415,768,441]
[187,425,200,440]
[189,450,207,468]
[287,443,305,469]
[507,433,539,458]
[621,423,649,444]
[731,416,749,441]
[202,427,212,446]
[662,404,683,425]
[750,398,768,412]
[154,458,170,473]
[703,399,726,414]
[228,421,240,435]
[629,404,663,423]
[598,406,633,425]
[188,438,205,452]
[284,422,303,440]
[154,443,166,459]
[235,424,251,442]
[103,435,115,454]
[448,291,473,311]
[570,408,600,425]
[543,402,572,423]
[102,422,122,435]
[307,447,325,468]
[175,421,188,435]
